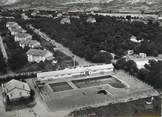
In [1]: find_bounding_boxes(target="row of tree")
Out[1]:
[0,20,28,71]
[29,14,162,63]
[113,58,162,89]
[0,52,7,74]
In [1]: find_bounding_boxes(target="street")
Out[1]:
[29,25,94,66]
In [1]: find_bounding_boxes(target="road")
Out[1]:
[0,36,8,63]
[29,25,94,66]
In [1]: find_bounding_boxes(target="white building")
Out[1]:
[9,27,26,36]
[19,39,41,49]
[139,53,147,58]
[21,13,29,20]
[6,22,27,36]
[60,17,71,24]
[130,35,143,43]
[14,33,32,42]
[2,79,31,101]
[37,64,114,81]
[26,49,54,63]
[86,17,96,24]
[6,22,19,28]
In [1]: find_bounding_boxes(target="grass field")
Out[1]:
[72,75,126,89]
[49,82,73,92]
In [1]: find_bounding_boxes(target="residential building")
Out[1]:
[21,13,29,20]
[57,13,63,18]
[139,53,147,58]
[6,22,26,36]
[86,17,96,23]
[60,17,71,24]
[2,79,31,101]
[6,22,19,28]
[158,17,162,27]
[14,33,32,42]
[26,49,54,63]
[158,54,162,59]
[130,35,143,43]
[19,39,41,49]
[9,27,26,36]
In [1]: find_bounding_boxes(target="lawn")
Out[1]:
[72,75,126,89]
[49,82,73,92]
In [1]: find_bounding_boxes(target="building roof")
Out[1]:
[60,17,71,24]
[130,36,142,43]
[6,22,18,27]
[26,49,50,57]
[4,79,30,93]
[15,33,32,38]
[19,39,40,46]
[10,27,26,33]
[37,64,114,80]
[86,17,96,23]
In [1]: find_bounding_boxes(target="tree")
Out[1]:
[126,15,132,22]
[113,58,138,75]
[8,51,27,70]
[124,60,138,75]
[137,60,162,88]
[0,56,7,74]
[92,52,113,63]
[113,58,127,70]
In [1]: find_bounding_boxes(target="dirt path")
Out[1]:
[0,36,8,63]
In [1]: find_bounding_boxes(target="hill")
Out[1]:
[1,0,162,11]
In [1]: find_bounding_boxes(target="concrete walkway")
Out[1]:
[29,25,94,66]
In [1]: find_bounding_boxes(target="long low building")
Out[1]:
[37,64,114,81]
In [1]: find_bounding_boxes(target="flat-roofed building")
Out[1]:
[37,64,114,81]
[26,49,54,63]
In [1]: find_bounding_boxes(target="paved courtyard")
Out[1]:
[38,70,159,112]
